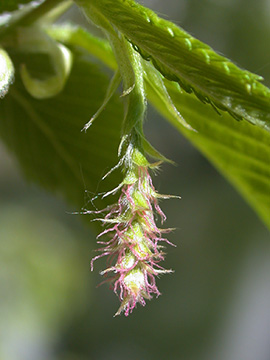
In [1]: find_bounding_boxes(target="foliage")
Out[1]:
[0,0,270,316]
[1,0,269,229]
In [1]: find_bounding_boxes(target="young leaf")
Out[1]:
[17,26,73,99]
[75,0,270,132]
[47,24,270,230]
[0,48,123,213]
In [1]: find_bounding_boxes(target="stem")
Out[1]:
[0,0,66,42]
[108,34,146,137]
[80,3,146,148]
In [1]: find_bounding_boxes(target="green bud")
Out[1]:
[133,190,149,210]
[132,148,149,167]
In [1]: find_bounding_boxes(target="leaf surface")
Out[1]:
[150,79,270,230]
[0,48,123,214]
[76,0,270,132]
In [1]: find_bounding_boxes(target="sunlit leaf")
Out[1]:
[150,78,270,230]
[76,0,270,131]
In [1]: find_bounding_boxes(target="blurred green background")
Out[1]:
[1,0,270,359]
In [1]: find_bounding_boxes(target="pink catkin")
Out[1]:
[92,165,174,316]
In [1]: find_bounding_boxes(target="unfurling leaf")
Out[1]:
[17,26,73,99]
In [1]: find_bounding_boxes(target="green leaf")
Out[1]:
[0,48,123,213]
[0,47,14,98]
[149,78,270,230]
[0,0,35,14]
[48,24,270,230]
[76,0,270,132]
